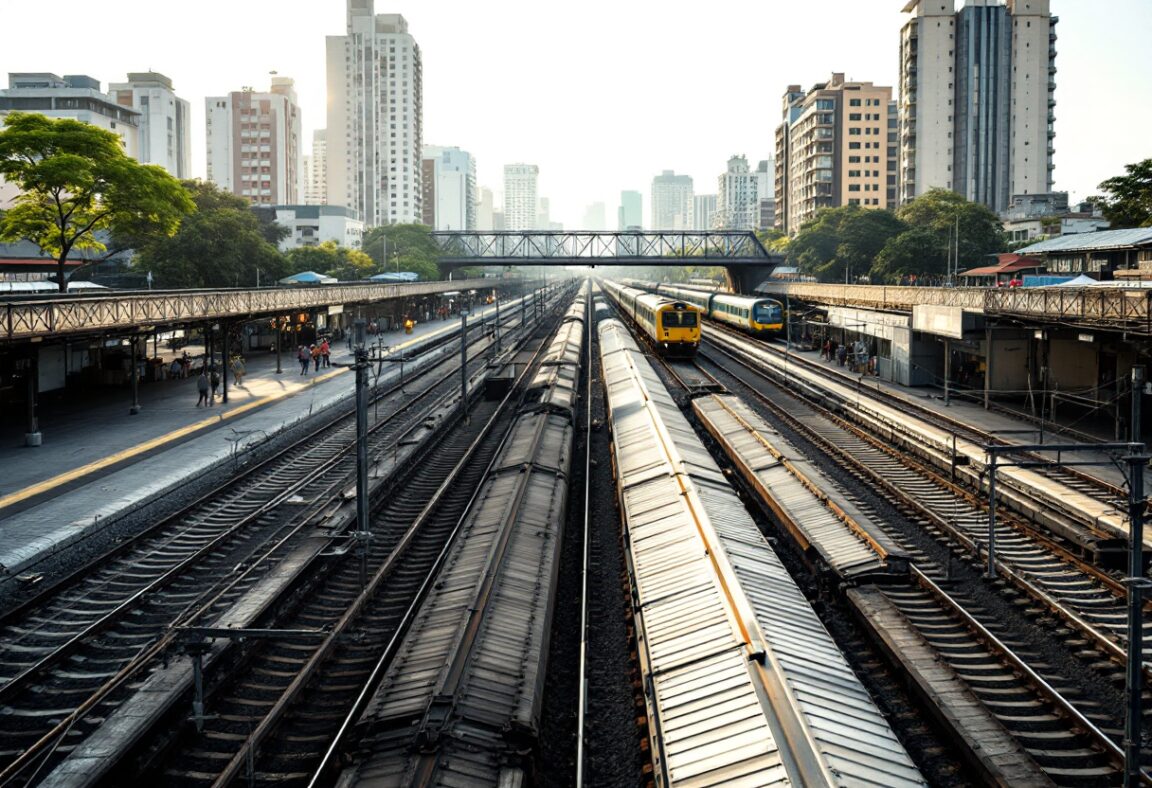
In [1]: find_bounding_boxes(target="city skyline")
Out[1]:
[0,0,1147,229]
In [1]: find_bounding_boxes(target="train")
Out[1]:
[625,280,786,336]
[599,278,702,357]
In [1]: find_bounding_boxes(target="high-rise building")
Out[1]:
[899,0,1056,212]
[651,171,694,230]
[477,187,496,230]
[503,164,538,231]
[205,77,303,206]
[583,202,607,231]
[618,191,642,230]
[715,155,758,231]
[421,145,476,230]
[755,159,775,231]
[304,129,327,205]
[774,74,896,233]
[693,194,717,231]
[326,3,423,224]
[108,72,190,179]
[0,74,141,159]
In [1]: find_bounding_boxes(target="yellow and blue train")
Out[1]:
[600,279,702,357]
[642,283,785,336]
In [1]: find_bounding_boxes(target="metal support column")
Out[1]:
[24,352,41,447]
[129,336,142,415]
[221,322,230,404]
[986,451,998,578]
[1124,447,1147,787]
[1132,366,1144,443]
[275,318,283,374]
[984,326,992,410]
[353,319,369,590]
[943,338,951,407]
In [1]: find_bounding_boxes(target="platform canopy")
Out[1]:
[279,271,337,285]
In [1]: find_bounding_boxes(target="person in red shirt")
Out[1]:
[320,339,331,368]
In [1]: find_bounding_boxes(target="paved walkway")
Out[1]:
[0,300,512,575]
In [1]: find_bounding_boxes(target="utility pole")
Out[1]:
[275,317,282,374]
[129,336,142,415]
[353,319,370,589]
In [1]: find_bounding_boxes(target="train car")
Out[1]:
[656,283,785,336]
[601,279,702,357]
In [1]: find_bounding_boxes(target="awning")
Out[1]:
[960,259,1042,277]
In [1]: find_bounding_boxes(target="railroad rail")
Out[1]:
[689,390,1135,784]
[599,317,925,786]
[0,291,566,786]
[701,336,1152,681]
[310,290,585,786]
[706,326,1142,558]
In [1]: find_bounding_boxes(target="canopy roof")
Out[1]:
[279,271,337,284]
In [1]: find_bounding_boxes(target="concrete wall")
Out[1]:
[1048,337,1098,390]
[988,330,1032,395]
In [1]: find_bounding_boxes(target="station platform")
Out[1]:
[785,343,1131,489]
[0,303,508,578]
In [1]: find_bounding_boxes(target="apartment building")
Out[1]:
[651,170,694,230]
[899,0,1056,211]
[714,155,758,231]
[326,3,423,225]
[503,164,539,231]
[205,77,304,205]
[108,71,191,178]
[774,74,896,233]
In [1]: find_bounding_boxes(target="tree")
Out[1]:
[285,241,375,281]
[362,223,443,281]
[137,181,287,288]
[1089,158,1152,229]
[0,112,193,291]
[872,227,946,281]
[891,188,1004,279]
[788,205,906,283]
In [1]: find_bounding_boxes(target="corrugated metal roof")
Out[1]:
[1015,228,1152,254]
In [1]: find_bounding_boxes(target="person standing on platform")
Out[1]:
[209,367,220,402]
[231,356,246,387]
[297,345,310,375]
[311,344,321,372]
[320,339,330,368]
[196,370,210,407]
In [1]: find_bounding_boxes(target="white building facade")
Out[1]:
[108,71,191,179]
[503,164,538,231]
[0,73,141,159]
[304,129,327,205]
[326,3,423,225]
[421,145,476,230]
[714,155,757,230]
[270,205,364,251]
[693,194,717,231]
[205,77,304,206]
[651,171,694,230]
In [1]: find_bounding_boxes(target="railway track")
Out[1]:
[692,344,1149,782]
[143,396,511,786]
[0,325,515,786]
[707,326,1139,559]
[700,336,1152,668]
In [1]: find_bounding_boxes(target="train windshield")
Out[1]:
[663,308,698,327]
[754,301,783,323]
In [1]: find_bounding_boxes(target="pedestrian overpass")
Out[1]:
[430,230,783,293]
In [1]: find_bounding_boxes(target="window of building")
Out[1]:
[849,113,861,121]
[849,98,861,106]
[848,184,861,192]
[849,142,861,149]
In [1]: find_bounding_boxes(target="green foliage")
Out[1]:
[137,180,287,288]
[872,227,946,280]
[285,241,374,281]
[0,112,193,291]
[892,188,1004,279]
[1089,158,1152,229]
[789,205,906,283]
[362,223,442,281]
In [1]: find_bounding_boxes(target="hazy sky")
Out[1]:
[2,0,1148,228]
